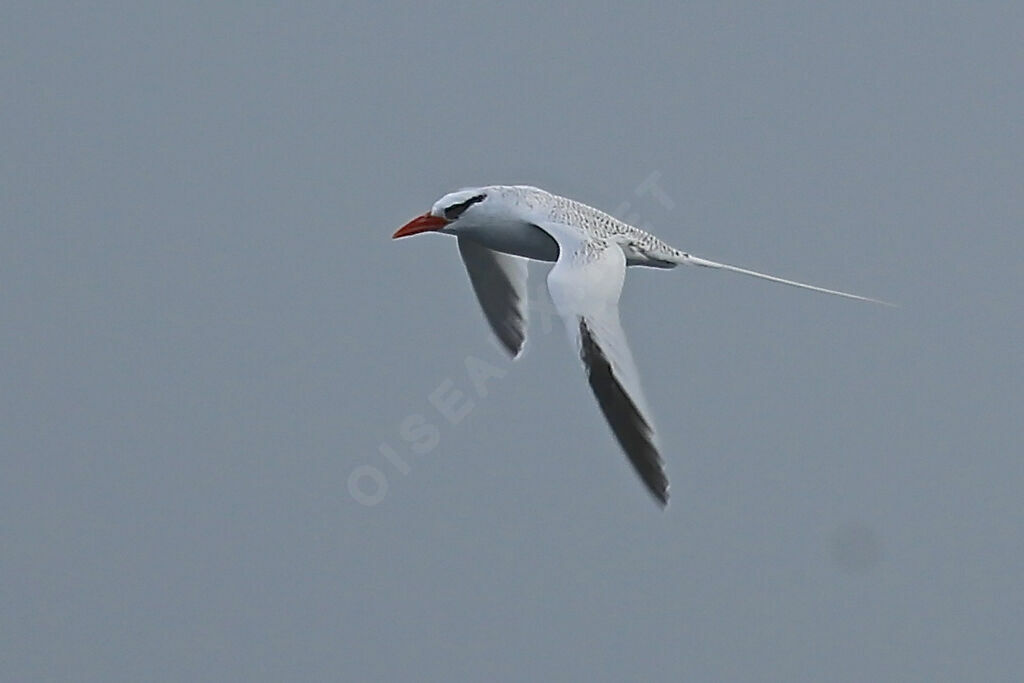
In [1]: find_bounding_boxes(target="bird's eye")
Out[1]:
[444,194,486,221]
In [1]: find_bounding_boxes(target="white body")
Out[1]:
[436,185,684,267]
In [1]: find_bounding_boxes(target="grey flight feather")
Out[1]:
[578,318,668,505]
[457,237,530,357]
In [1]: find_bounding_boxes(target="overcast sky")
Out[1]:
[2,2,1021,681]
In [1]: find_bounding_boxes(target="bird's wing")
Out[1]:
[537,221,669,506]
[457,237,530,358]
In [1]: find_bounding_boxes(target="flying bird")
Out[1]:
[392,185,890,506]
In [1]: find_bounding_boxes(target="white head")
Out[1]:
[392,186,542,239]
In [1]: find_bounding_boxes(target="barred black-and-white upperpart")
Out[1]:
[488,185,691,267]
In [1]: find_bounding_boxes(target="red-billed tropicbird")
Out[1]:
[392,185,890,506]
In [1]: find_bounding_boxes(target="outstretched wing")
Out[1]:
[538,221,669,506]
[457,237,530,357]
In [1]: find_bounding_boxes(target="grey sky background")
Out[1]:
[2,2,1021,681]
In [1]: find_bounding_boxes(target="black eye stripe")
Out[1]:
[444,194,486,220]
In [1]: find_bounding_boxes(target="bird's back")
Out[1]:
[495,185,688,268]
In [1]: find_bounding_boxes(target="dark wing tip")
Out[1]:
[496,313,526,358]
[579,319,669,507]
